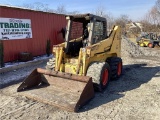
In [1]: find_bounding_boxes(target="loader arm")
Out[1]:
[86,26,121,58]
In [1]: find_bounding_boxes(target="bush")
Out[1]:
[0,40,4,68]
[46,39,51,57]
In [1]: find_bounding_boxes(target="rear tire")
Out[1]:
[148,43,154,48]
[46,57,55,70]
[107,57,122,80]
[86,62,111,91]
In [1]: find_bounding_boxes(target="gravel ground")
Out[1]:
[0,38,160,120]
[0,58,50,88]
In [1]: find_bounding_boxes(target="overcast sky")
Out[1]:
[0,0,157,20]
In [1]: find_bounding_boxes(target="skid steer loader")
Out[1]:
[136,33,160,48]
[17,14,122,112]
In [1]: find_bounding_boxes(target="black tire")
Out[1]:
[107,57,122,80]
[45,57,55,70]
[86,62,111,91]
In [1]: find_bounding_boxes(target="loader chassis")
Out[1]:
[17,14,122,112]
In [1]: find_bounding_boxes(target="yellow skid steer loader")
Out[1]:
[17,14,122,112]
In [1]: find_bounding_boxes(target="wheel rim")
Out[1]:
[102,69,109,86]
[117,62,122,76]
[148,43,153,48]
[140,43,144,47]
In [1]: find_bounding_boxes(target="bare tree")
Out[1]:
[22,3,80,15]
[155,0,160,32]
[56,5,67,14]
[156,0,160,14]
[115,14,130,34]
[105,12,115,30]
[150,6,160,25]
[68,11,80,15]
[94,5,107,17]
[94,5,115,30]
[22,2,56,13]
[140,12,160,32]
[140,1,160,32]
[34,2,44,11]
[115,15,130,27]
[47,8,56,13]
[42,4,49,12]
[23,3,34,9]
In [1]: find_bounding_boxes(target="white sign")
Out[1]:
[0,18,32,40]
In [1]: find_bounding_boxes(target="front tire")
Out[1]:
[148,43,154,48]
[86,62,111,91]
[107,57,122,80]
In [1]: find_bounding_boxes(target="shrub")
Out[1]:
[46,39,51,57]
[0,40,4,68]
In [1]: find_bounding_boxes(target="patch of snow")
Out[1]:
[0,54,53,88]
[0,54,53,69]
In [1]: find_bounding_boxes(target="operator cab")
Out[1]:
[65,13,107,56]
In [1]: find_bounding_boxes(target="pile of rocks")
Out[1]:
[121,36,160,58]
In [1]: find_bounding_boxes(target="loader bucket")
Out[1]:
[17,68,94,112]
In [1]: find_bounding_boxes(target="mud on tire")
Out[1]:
[86,62,111,91]
[46,57,55,70]
[107,57,122,80]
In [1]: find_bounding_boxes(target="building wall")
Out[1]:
[0,5,67,62]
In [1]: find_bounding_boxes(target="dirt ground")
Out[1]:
[0,37,160,120]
